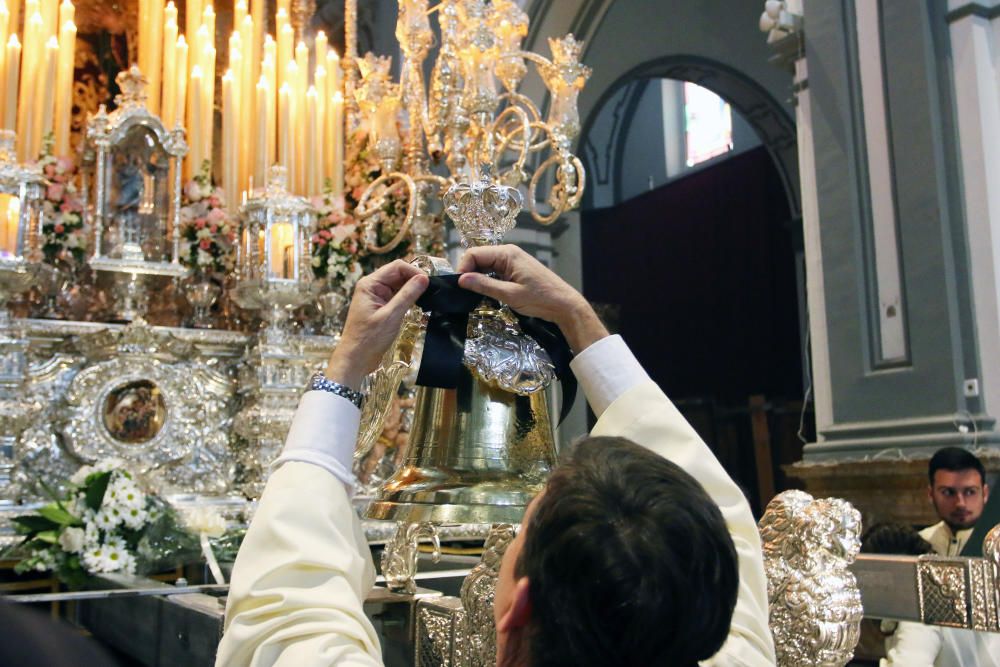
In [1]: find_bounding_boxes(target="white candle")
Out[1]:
[137,0,148,71]
[326,49,341,106]
[161,6,177,128]
[57,0,73,27]
[0,3,10,114]
[239,14,253,194]
[253,76,267,188]
[276,14,291,97]
[3,34,20,131]
[330,91,343,197]
[146,0,163,115]
[184,0,201,56]
[251,0,264,83]
[174,34,187,131]
[17,11,43,161]
[305,85,318,195]
[40,0,57,41]
[39,36,58,151]
[314,30,327,65]
[188,64,203,177]
[53,19,74,155]
[222,69,237,211]
[314,65,327,181]
[278,81,291,178]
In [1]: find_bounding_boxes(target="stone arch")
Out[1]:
[579,55,799,215]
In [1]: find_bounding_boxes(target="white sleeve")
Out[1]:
[569,334,650,417]
[272,390,361,492]
[217,392,381,667]
[879,621,940,667]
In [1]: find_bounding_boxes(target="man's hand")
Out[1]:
[456,245,608,353]
[325,260,429,388]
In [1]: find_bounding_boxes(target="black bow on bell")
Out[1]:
[414,274,577,424]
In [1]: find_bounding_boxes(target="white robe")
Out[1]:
[881,620,1000,667]
[216,335,776,666]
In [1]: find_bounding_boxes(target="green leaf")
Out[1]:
[38,504,80,527]
[35,530,59,544]
[12,515,59,535]
[85,471,112,511]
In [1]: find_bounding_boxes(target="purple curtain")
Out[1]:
[581,146,802,404]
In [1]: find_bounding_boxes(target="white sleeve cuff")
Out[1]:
[272,390,361,491]
[569,334,650,418]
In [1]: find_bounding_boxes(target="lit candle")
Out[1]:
[138,0,149,72]
[54,19,75,155]
[326,49,341,104]
[0,195,19,256]
[314,29,327,65]
[188,64,203,177]
[17,11,43,161]
[278,81,291,178]
[161,5,177,128]
[6,0,18,44]
[201,38,215,171]
[3,34,20,131]
[251,0,264,82]
[294,39,307,93]
[0,3,9,108]
[239,14,253,194]
[57,0,73,27]
[314,65,327,181]
[276,14,291,96]
[254,76,267,188]
[330,91,343,197]
[174,34,188,133]
[228,33,243,193]
[233,0,246,26]
[40,0,57,41]
[269,221,293,278]
[305,85,318,195]
[184,0,201,56]
[39,36,58,152]
[285,59,301,193]
[222,69,237,211]
[146,0,163,115]
[202,4,214,49]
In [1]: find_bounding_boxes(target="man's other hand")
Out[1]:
[456,245,608,353]
[325,260,429,389]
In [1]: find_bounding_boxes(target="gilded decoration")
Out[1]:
[758,490,864,667]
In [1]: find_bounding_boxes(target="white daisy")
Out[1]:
[121,505,149,530]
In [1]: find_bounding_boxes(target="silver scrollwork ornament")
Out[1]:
[758,490,864,667]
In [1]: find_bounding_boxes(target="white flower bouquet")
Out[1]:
[10,459,196,587]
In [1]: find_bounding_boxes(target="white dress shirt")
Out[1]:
[217,334,775,666]
[881,620,1000,667]
[918,520,974,556]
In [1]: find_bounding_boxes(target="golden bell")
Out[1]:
[364,363,558,524]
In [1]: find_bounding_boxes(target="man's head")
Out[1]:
[927,447,989,531]
[493,436,739,667]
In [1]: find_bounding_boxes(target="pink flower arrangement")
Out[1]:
[179,162,235,275]
[310,190,362,287]
[37,139,87,265]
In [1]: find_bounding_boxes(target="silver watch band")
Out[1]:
[309,371,364,409]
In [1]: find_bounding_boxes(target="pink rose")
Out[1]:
[351,185,365,201]
[56,157,74,174]
[208,196,222,208]
[59,202,72,213]
[209,223,218,234]
[319,228,332,239]
[316,237,327,246]
[195,219,206,229]
[207,207,226,224]
[311,234,321,244]
[47,183,65,201]
[199,239,211,250]
[54,223,65,234]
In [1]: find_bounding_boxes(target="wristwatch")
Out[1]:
[309,371,365,409]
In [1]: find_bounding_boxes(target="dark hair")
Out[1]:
[512,436,739,667]
[861,523,934,556]
[928,447,986,486]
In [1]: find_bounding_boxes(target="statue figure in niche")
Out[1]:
[105,127,169,262]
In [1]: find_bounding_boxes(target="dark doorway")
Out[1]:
[581,146,811,513]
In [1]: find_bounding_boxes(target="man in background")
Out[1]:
[920,447,990,556]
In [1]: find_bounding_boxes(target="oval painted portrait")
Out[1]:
[102,380,167,444]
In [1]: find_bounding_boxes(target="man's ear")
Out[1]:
[927,484,934,503]
[984,483,990,503]
[496,577,532,633]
